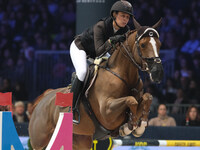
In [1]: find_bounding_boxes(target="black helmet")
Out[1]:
[110,0,133,17]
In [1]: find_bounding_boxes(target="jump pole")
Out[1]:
[113,139,200,147]
[46,92,73,150]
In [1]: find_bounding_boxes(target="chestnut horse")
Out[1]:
[29,18,163,150]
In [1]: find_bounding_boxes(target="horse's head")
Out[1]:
[125,18,164,83]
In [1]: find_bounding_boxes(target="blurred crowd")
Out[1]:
[0,101,33,123]
[0,0,75,99]
[134,0,200,113]
[1,101,199,126]
[134,0,200,52]
[0,0,199,115]
[149,104,200,126]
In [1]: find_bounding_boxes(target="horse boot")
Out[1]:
[70,76,83,124]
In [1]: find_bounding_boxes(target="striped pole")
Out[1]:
[113,139,200,147]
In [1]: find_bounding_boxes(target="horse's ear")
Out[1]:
[152,18,162,30]
[132,17,141,29]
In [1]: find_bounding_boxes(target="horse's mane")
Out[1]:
[126,29,136,38]
[32,89,53,111]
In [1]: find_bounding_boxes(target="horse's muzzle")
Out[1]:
[149,63,164,83]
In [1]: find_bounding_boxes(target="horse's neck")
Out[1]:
[108,35,139,85]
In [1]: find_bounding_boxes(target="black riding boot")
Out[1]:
[70,76,83,124]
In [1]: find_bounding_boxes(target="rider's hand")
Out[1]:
[109,35,126,45]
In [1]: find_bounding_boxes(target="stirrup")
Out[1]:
[73,108,80,124]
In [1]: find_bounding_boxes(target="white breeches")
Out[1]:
[70,41,87,82]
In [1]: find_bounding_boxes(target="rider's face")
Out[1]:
[115,12,130,28]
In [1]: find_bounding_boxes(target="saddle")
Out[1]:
[74,57,108,99]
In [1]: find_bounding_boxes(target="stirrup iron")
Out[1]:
[73,108,80,124]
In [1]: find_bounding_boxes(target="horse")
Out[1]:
[29,18,164,150]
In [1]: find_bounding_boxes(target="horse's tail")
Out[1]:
[32,89,53,111]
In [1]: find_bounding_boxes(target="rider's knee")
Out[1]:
[76,70,87,81]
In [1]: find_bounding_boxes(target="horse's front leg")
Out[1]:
[102,96,138,135]
[132,92,153,137]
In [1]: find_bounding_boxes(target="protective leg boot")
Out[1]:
[70,76,83,124]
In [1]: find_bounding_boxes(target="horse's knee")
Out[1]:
[142,93,153,102]
[126,96,138,106]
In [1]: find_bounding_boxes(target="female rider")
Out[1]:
[70,0,133,122]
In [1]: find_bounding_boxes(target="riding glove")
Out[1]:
[109,35,126,45]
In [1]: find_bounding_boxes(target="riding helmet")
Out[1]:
[110,0,133,17]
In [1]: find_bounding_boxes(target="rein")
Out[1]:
[120,42,147,71]
[98,64,140,95]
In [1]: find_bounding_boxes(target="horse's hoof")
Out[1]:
[131,121,147,137]
[119,128,126,137]
[119,123,132,137]
[132,131,143,137]
[132,127,145,137]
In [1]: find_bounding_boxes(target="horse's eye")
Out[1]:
[141,43,145,48]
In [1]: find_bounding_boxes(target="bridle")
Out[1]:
[99,28,162,95]
[120,28,162,72]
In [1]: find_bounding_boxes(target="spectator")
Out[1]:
[0,105,9,111]
[192,55,200,80]
[20,40,34,61]
[26,102,33,120]
[186,80,199,104]
[182,105,200,126]
[180,76,190,93]
[146,84,161,111]
[162,78,177,103]
[50,41,58,51]
[0,78,13,92]
[14,57,26,80]
[13,82,29,101]
[180,30,199,54]
[13,101,29,123]
[172,89,188,114]
[149,104,176,127]
[173,70,181,88]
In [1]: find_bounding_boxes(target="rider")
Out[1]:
[70,0,133,120]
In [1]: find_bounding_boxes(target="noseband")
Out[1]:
[120,28,162,72]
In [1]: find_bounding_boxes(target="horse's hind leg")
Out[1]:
[29,118,54,150]
[29,129,52,150]
[73,134,93,150]
[132,92,153,137]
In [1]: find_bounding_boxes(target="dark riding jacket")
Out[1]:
[74,17,129,59]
